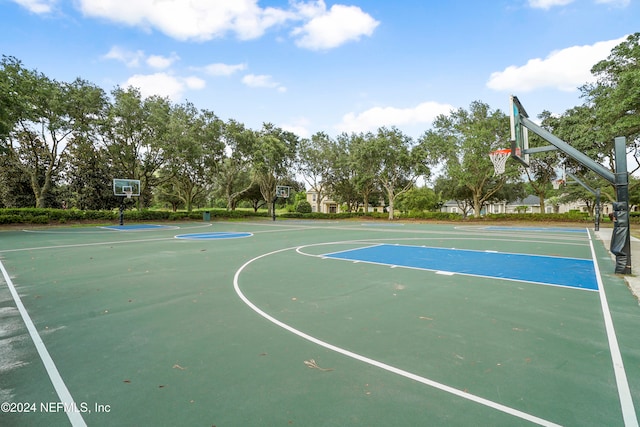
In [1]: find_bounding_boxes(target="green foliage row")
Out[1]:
[280,211,388,220]
[482,212,592,222]
[0,208,269,224]
[0,207,635,225]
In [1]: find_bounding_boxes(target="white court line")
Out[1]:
[587,230,639,427]
[234,246,561,427]
[0,237,175,253]
[0,259,87,427]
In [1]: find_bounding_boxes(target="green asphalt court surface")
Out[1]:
[0,220,638,427]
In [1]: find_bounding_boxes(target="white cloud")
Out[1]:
[10,0,56,14]
[292,2,379,50]
[102,46,145,67]
[528,0,574,9]
[183,76,206,90]
[146,53,180,69]
[78,0,292,41]
[122,73,205,101]
[336,101,454,134]
[77,0,377,49]
[486,36,627,92]
[200,63,247,76]
[242,74,286,92]
[281,117,311,138]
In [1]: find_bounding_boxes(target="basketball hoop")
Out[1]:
[122,185,133,199]
[552,179,565,190]
[489,149,511,175]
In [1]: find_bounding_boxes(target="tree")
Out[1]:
[364,127,428,220]
[419,101,516,217]
[433,175,475,218]
[65,136,118,210]
[326,133,360,212]
[215,119,256,210]
[297,132,335,212]
[350,132,381,213]
[102,87,172,208]
[250,123,298,217]
[162,104,224,211]
[0,150,35,207]
[1,57,107,207]
[396,186,440,213]
[581,32,640,159]
[241,182,267,212]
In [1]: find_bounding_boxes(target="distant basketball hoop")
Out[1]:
[489,149,511,175]
[552,179,565,190]
[275,185,290,198]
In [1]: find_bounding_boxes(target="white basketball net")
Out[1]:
[489,149,510,175]
[124,189,132,199]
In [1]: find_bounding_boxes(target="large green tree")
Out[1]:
[102,87,172,208]
[419,101,516,217]
[326,133,359,212]
[350,131,381,213]
[1,57,107,207]
[65,135,118,210]
[297,132,336,212]
[214,119,257,210]
[162,103,224,211]
[368,127,428,220]
[581,32,640,158]
[250,123,298,217]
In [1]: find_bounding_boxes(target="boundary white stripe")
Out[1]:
[234,246,561,427]
[0,259,87,427]
[587,230,639,426]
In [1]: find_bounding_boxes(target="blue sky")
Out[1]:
[1,0,637,140]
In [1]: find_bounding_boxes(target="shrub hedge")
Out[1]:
[0,208,269,225]
[0,207,633,225]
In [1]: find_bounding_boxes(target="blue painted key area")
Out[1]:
[324,244,597,291]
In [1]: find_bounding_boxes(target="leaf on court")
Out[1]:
[172,364,186,370]
[419,316,433,320]
[123,379,131,383]
[304,359,334,372]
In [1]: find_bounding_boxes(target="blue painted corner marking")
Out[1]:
[175,232,252,240]
[323,244,597,291]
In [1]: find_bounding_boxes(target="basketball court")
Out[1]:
[0,220,638,426]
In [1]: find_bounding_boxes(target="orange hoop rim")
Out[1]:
[489,148,511,156]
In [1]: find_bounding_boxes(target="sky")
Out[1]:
[1,0,638,141]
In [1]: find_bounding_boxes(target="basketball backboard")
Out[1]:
[113,179,141,197]
[509,95,530,167]
[275,185,290,198]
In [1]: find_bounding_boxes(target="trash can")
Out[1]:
[203,211,211,221]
